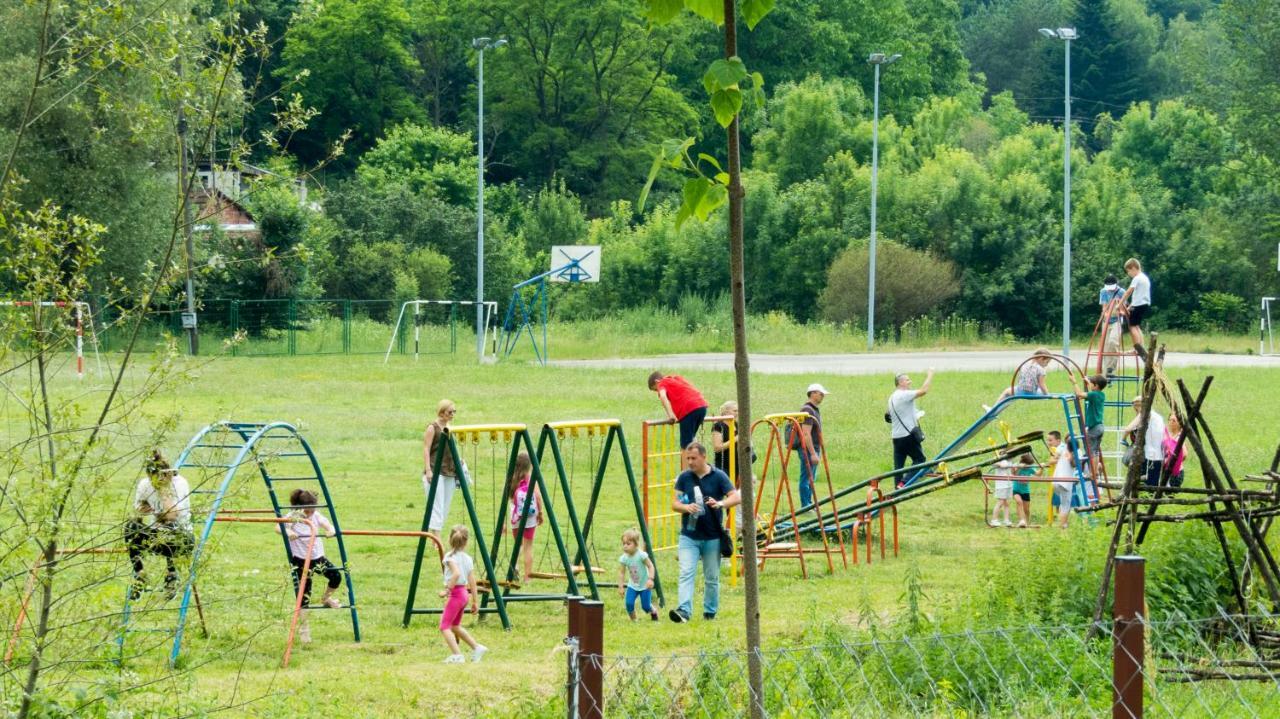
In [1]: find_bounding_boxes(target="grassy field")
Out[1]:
[3,352,1279,716]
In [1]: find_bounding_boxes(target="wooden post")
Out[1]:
[1113,555,1145,719]
[576,600,604,719]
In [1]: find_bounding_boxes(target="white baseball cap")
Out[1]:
[806,383,830,395]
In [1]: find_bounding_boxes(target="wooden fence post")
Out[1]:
[1113,555,1145,719]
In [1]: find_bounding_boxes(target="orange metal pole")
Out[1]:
[4,557,42,664]
[281,528,317,668]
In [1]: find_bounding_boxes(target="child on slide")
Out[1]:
[985,348,1052,412]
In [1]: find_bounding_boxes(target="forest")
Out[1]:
[2,0,1277,339]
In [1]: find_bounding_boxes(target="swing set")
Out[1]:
[403,423,594,630]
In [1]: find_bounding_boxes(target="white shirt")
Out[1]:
[1052,444,1076,489]
[134,474,192,530]
[1143,411,1166,462]
[443,550,474,587]
[286,513,334,559]
[1128,272,1151,307]
[888,389,921,439]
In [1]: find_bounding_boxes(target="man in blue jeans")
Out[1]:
[794,383,829,510]
[670,442,740,623]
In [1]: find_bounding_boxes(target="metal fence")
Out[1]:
[568,613,1280,719]
[95,299,467,357]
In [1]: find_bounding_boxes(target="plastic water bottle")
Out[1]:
[692,485,705,517]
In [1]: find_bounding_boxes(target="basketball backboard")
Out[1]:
[549,245,601,283]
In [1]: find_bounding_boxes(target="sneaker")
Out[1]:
[471,644,488,663]
[1002,520,1014,527]
[1134,345,1148,361]
[703,613,716,621]
[443,653,465,664]
[1017,521,1028,528]
[668,609,689,624]
[649,610,659,622]
[322,597,341,609]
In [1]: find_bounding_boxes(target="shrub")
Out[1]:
[1190,291,1250,333]
[819,241,961,330]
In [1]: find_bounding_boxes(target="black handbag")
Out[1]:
[719,524,734,558]
[889,398,926,443]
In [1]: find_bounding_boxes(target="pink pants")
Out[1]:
[440,585,469,630]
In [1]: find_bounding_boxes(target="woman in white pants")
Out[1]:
[423,399,461,539]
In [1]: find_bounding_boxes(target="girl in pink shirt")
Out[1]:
[507,452,542,582]
[1162,415,1187,487]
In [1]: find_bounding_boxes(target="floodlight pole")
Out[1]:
[866,52,900,351]
[1040,27,1075,357]
[473,37,506,362]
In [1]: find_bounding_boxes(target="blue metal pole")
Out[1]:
[1063,38,1072,357]
[476,47,486,362]
[869,63,881,351]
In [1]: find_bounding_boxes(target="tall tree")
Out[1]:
[277,0,424,168]
[1068,0,1160,119]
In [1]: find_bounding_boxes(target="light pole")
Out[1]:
[473,36,506,362]
[1039,27,1077,356]
[866,52,900,351]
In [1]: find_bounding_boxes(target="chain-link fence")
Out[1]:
[567,610,1280,718]
[93,299,470,357]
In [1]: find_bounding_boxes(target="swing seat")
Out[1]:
[477,579,522,591]
[763,542,798,551]
[527,565,604,581]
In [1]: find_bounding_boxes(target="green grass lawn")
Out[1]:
[4,353,1278,716]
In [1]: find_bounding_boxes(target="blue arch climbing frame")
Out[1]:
[117,421,359,666]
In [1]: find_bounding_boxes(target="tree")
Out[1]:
[1216,0,1280,171]
[356,122,475,205]
[1068,0,1161,120]
[277,0,424,168]
[752,75,866,187]
[820,240,961,329]
[477,0,699,209]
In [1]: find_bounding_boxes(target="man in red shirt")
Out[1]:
[648,372,709,449]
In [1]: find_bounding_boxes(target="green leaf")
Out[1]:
[682,176,712,217]
[749,72,766,108]
[741,0,775,30]
[714,171,730,185]
[696,183,728,221]
[637,146,665,212]
[697,153,724,173]
[702,57,749,94]
[685,0,724,24]
[710,87,743,128]
[642,0,684,23]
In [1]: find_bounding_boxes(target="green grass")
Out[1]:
[3,353,1278,716]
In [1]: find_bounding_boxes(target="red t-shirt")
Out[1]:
[657,376,706,420]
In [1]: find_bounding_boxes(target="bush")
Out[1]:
[1190,291,1250,333]
[819,241,961,330]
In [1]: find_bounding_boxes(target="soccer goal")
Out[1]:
[0,300,101,378]
[383,300,498,362]
[1263,297,1277,356]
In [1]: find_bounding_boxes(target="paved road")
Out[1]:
[551,350,1280,376]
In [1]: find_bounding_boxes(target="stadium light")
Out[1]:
[473,37,507,362]
[866,51,901,350]
[1039,26,1077,357]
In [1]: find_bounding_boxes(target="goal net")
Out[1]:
[384,300,498,361]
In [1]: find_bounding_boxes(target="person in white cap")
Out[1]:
[791,383,829,510]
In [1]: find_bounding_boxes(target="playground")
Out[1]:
[3,346,1279,716]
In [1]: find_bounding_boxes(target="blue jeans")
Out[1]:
[679,406,708,448]
[677,535,721,617]
[624,587,653,615]
[797,450,820,509]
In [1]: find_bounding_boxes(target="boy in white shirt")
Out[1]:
[1047,431,1076,529]
[1119,258,1152,361]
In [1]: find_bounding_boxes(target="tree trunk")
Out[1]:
[722,2,764,717]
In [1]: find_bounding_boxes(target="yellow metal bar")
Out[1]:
[449,423,527,442]
[763,412,809,423]
[545,419,622,431]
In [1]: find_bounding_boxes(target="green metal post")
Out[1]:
[403,434,450,627]
[343,301,352,354]
[611,427,663,606]
[230,301,240,357]
[448,435,510,628]
[288,299,297,356]
[538,428,598,599]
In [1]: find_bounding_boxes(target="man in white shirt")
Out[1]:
[1124,398,1166,488]
[1119,258,1152,361]
[126,459,195,597]
[888,368,934,486]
